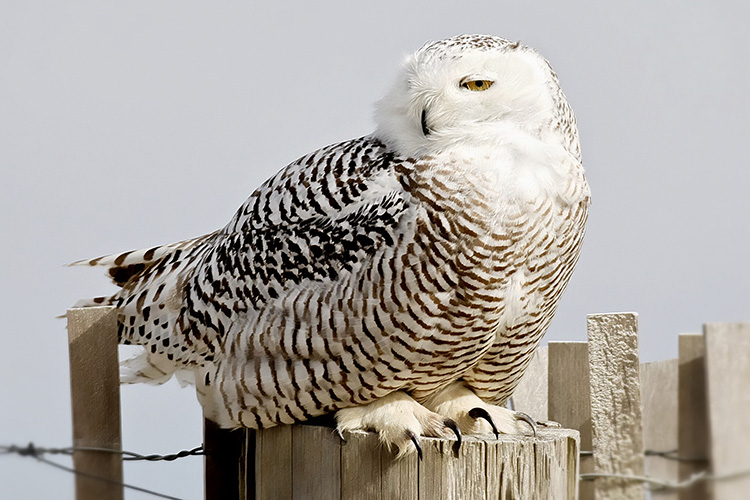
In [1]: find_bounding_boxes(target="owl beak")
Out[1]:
[420,108,431,136]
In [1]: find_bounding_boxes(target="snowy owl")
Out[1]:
[74,34,589,457]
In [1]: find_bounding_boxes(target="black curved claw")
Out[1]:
[515,411,537,437]
[469,407,499,439]
[444,418,462,456]
[335,427,347,443]
[407,431,423,461]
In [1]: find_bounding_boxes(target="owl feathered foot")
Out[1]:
[335,391,461,459]
[423,382,537,437]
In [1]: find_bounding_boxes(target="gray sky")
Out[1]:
[1,1,748,498]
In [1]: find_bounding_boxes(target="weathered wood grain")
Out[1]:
[512,345,549,421]
[587,312,645,500]
[548,341,591,500]
[678,333,710,500]
[640,359,678,500]
[420,436,485,500]
[291,425,341,499]
[341,430,418,500]
[204,420,250,500]
[67,306,123,500]
[254,425,578,499]
[703,323,750,500]
[255,425,292,500]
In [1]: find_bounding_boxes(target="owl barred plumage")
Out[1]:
[74,34,589,455]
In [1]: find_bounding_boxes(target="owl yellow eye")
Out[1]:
[461,79,494,92]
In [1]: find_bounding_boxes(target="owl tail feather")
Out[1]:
[120,351,178,385]
[68,233,217,287]
[119,350,197,387]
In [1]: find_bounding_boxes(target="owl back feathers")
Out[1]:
[73,137,412,387]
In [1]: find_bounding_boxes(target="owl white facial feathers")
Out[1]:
[74,34,589,456]
[375,35,578,160]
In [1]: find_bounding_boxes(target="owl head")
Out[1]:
[374,34,577,159]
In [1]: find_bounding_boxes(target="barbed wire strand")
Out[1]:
[33,455,184,500]
[4,442,750,494]
[580,449,708,463]
[0,443,204,461]
[644,448,708,463]
[579,448,747,491]
[1,443,203,500]
[580,468,750,491]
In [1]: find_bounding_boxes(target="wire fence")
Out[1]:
[1,442,204,500]
[26,311,748,498]
[4,441,750,499]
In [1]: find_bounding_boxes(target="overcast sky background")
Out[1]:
[1,1,748,499]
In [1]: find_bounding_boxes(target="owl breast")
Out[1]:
[396,140,589,399]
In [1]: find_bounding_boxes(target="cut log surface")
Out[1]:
[255,425,579,500]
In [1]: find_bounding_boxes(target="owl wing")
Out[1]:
[75,137,415,398]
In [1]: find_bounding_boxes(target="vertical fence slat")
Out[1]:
[291,425,341,499]
[548,341,590,500]
[67,306,123,500]
[420,437,485,500]
[377,437,419,500]
[512,345,549,421]
[703,323,750,500]
[340,430,419,500]
[677,333,710,500]
[204,419,251,500]
[640,359,678,500]
[587,312,645,500]
[256,425,292,500]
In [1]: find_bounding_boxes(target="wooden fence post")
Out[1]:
[677,333,710,500]
[254,426,579,500]
[513,345,549,421]
[204,419,254,500]
[548,341,591,500]
[587,312,645,500]
[67,306,123,500]
[640,359,678,500]
[703,323,750,500]
[255,426,294,500]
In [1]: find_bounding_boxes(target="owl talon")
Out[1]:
[515,411,537,437]
[408,431,423,461]
[537,419,561,428]
[336,428,347,443]
[468,407,499,438]
[424,382,542,437]
[335,391,457,458]
[444,418,462,455]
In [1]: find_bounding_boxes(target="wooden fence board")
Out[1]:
[512,345,549,421]
[254,425,578,499]
[256,425,292,500]
[677,333,710,500]
[703,323,750,500]
[548,341,591,500]
[419,437,485,500]
[204,420,251,500]
[67,306,123,500]
[291,425,341,500]
[640,359,678,500]
[587,312,645,500]
[340,430,418,500]
[377,438,419,500]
